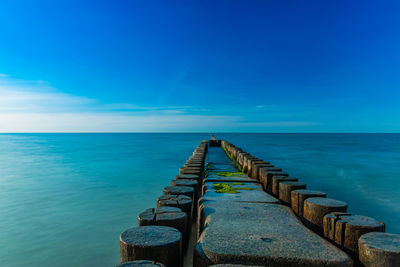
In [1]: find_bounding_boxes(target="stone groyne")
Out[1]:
[117,138,400,267]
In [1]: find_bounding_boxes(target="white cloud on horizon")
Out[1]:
[0,75,317,132]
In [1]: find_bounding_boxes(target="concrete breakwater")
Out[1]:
[117,138,400,267]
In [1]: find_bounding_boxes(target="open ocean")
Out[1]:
[0,133,399,267]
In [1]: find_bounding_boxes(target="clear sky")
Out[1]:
[0,0,399,132]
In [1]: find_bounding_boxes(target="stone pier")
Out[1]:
[117,137,399,267]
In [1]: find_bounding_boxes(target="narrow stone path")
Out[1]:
[194,146,352,266]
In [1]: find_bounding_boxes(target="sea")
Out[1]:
[0,133,399,266]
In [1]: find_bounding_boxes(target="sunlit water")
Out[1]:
[0,133,399,266]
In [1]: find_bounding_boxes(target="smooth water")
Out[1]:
[0,133,399,266]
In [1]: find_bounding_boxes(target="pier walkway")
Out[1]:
[195,146,351,266]
[118,138,399,267]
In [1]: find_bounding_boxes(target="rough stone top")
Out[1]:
[138,207,186,222]
[171,179,198,186]
[339,214,384,227]
[249,159,264,163]
[117,260,165,267]
[202,182,279,204]
[198,202,352,266]
[120,226,181,247]
[262,170,289,176]
[305,197,347,207]
[175,174,199,180]
[280,181,306,186]
[359,232,400,252]
[292,189,325,195]
[259,167,281,172]
[155,206,181,213]
[253,162,272,166]
[157,194,192,205]
[163,185,194,194]
[273,175,297,180]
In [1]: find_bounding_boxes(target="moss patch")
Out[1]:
[212,182,255,194]
[215,171,243,177]
[221,145,244,172]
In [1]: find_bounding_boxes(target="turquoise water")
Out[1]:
[0,133,399,266]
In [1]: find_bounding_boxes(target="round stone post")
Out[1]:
[157,194,193,226]
[321,213,385,254]
[359,232,400,267]
[163,185,194,200]
[291,189,326,217]
[278,182,306,205]
[303,197,347,232]
[272,176,298,196]
[120,226,182,267]
[175,174,200,182]
[137,207,188,248]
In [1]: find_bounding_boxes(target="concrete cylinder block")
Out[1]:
[163,185,194,200]
[359,232,400,267]
[291,189,326,217]
[251,163,273,180]
[272,176,298,196]
[120,226,182,266]
[322,213,386,254]
[303,197,347,231]
[156,194,193,223]
[259,169,288,192]
[137,207,188,247]
[278,182,307,205]
[175,174,200,182]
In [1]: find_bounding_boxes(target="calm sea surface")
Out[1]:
[0,133,399,266]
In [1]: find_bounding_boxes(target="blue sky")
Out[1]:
[0,0,399,132]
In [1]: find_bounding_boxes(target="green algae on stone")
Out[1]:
[232,182,245,185]
[215,171,244,177]
[221,146,243,172]
[212,182,255,194]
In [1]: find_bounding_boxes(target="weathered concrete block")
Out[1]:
[272,176,298,196]
[303,197,347,231]
[137,207,188,248]
[291,189,326,217]
[171,179,199,195]
[179,168,202,176]
[251,163,273,180]
[180,166,201,172]
[359,232,400,267]
[184,163,203,170]
[242,155,256,173]
[194,202,352,266]
[156,194,193,223]
[120,226,182,267]
[259,168,287,192]
[323,212,351,241]
[321,213,385,254]
[246,159,263,176]
[249,161,270,178]
[278,182,306,205]
[163,185,194,199]
[175,174,200,182]
[237,152,250,168]
[116,260,166,266]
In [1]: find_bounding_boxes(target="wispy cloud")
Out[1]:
[0,75,317,132]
